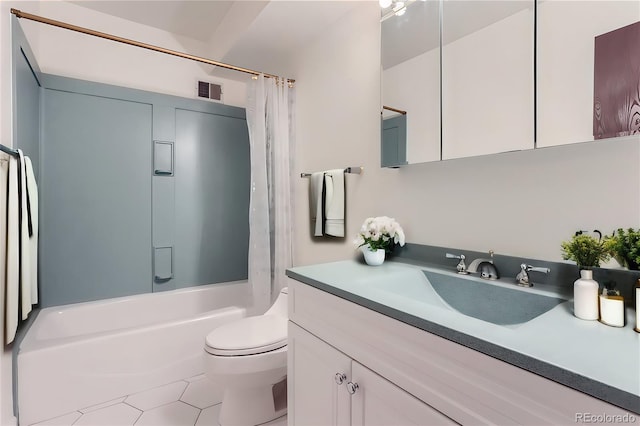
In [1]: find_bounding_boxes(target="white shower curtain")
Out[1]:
[246,75,295,315]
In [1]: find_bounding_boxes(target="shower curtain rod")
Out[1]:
[10,8,295,85]
[382,106,407,115]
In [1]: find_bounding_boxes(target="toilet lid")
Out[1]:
[205,314,287,356]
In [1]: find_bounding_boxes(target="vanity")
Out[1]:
[286,260,639,425]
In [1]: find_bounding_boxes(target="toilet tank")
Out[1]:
[265,287,288,318]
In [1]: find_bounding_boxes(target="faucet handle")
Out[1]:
[516,264,531,286]
[516,264,550,287]
[527,265,550,274]
[446,253,468,274]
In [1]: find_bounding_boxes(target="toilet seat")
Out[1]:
[205,314,287,356]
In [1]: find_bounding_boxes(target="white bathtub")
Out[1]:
[18,281,249,425]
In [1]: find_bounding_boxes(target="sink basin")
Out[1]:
[423,270,565,326]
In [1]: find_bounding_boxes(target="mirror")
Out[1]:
[536,1,640,148]
[441,1,534,160]
[381,0,535,165]
[381,0,441,166]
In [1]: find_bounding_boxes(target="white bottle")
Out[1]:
[574,270,599,320]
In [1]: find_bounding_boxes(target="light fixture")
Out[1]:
[393,1,405,10]
[391,1,406,16]
[380,0,414,20]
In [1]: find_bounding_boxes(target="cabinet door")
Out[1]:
[350,362,458,426]
[288,322,351,426]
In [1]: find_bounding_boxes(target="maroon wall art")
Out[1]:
[593,21,640,139]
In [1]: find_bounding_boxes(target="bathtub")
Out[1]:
[17,281,250,425]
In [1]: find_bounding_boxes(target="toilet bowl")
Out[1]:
[204,287,288,426]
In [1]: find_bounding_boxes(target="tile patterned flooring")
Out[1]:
[30,374,287,426]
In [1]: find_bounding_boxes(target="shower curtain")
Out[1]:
[246,75,295,314]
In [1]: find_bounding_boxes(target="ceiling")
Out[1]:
[69,0,359,78]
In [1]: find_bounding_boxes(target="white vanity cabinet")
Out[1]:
[288,321,351,426]
[289,322,456,426]
[286,278,638,426]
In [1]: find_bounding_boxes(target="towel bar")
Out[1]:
[301,166,363,178]
[0,143,19,157]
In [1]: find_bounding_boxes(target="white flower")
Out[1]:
[354,216,406,251]
[394,227,405,246]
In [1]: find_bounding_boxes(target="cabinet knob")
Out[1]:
[334,373,347,385]
[346,381,359,394]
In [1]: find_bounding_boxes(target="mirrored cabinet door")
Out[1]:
[536,0,640,148]
[381,0,441,166]
[441,1,534,160]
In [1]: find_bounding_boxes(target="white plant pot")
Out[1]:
[362,246,385,266]
[574,269,599,320]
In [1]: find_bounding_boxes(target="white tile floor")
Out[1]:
[30,375,287,426]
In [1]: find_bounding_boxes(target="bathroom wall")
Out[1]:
[16,0,248,107]
[291,2,640,267]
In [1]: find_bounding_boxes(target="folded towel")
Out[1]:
[309,172,325,236]
[18,149,32,320]
[25,156,38,305]
[2,153,20,343]
[324,169,345,237]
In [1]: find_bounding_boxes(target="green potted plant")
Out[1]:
[560,232,610,270]
[604,228,640,270]
[561,231,610,321]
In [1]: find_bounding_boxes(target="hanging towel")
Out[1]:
[17,150,32,320]
[309,172,325,236]
[324,169,345,237]
[25,157,38,305]
[3,153,20,344]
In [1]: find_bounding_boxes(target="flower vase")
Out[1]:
[362,245,385,266]
[574,269,599,320]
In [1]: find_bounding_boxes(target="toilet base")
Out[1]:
[219,378,287,426]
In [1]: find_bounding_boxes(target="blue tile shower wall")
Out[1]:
[12,16,41,180]
[39,75,250,307]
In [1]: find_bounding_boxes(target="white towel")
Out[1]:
[324,169,345,237]
[25,157,38,305]
[3,153,20,343]
[309,172,325,236]
[18,149,32,320]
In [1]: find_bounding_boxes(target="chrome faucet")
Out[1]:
[446,253,468,274]
[516,264,550,287]
[467,250,500,280]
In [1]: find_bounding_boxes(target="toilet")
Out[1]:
[204,287,288,426]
